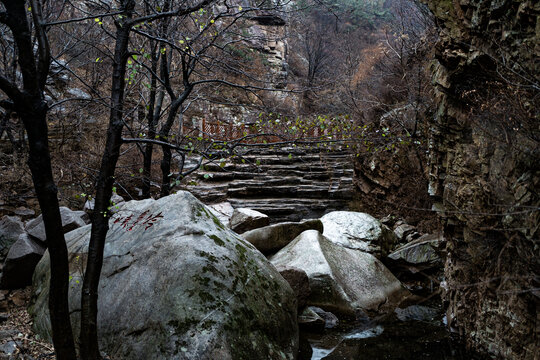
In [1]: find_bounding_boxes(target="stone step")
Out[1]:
[226,198,349,223]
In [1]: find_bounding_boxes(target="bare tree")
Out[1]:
[0,1,77,358]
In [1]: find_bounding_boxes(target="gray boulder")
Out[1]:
[0,216,25,258]
[387,233,443,273]
[321,211,397,256]
[25,207,87,243]
[242,219,323,254]
[270,230,410,317]
[229,208,270,234]
[29,191,298,360]
[0,234,46,289]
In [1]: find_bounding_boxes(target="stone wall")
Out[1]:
[423,1,539,358]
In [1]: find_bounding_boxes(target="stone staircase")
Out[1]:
[185,146,355,223]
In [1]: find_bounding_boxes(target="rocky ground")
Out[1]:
[0,287,55,359]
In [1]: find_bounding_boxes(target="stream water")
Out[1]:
[298,304,486,360]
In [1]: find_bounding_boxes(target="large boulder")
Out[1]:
[270,230,410,317]
[0,234,46,289]
[25,207,87,243]
[229,208,270,234]
[242,219,323,254]
[320,211,397,256]
[29,192,298,360]
[0,216,25,258]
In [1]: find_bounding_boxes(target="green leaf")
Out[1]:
[139,168,144,173]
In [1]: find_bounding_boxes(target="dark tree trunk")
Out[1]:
[79,3,134,358]
[19,100,78,360]
[0,1,77,358]
[141,47,160,198]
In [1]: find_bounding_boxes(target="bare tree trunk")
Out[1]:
[80,3,134,358]
[141,45,160,198]
[20,102,77,360]
[0,1,77,358]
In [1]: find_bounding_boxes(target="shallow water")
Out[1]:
[298,307,486,360]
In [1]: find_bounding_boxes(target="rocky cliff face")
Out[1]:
[423,1,539,359]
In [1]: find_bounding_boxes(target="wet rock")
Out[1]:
[30,191,298,359]
[298,307,325,332]
[242,219,323,254]
[229,208,270,233]
[310,307,339,329]
[321,211,397,256]
[270,230,410,317]
[25,207,87,243]
[275,265,311,310]
[0,216,25,258]
[0,234,46,289]
[394,305,439,322]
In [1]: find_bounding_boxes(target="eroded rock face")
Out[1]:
[320,211,396,256]
[29,192,298,360]
[422,1,539,358]
[270,230,410,317]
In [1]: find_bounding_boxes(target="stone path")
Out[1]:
[186,146,354,223]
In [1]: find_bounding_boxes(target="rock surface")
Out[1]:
[320,211,396,256]
[387,233,443,273]
[188,147,354,223]
[207,202,234,225]
[274,265,311,310]
[423,1,539,358]
[270,230,410,317]
[229,208,270,234]
[0,216,25,258]
[29,192,298,359]
[242,219,323,254]
[1,234,46,289]
[25,207,86,243]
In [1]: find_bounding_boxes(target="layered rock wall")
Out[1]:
[423,1,539,358]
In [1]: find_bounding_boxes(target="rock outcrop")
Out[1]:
[422,1,539,358]
[29,192,298,359]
